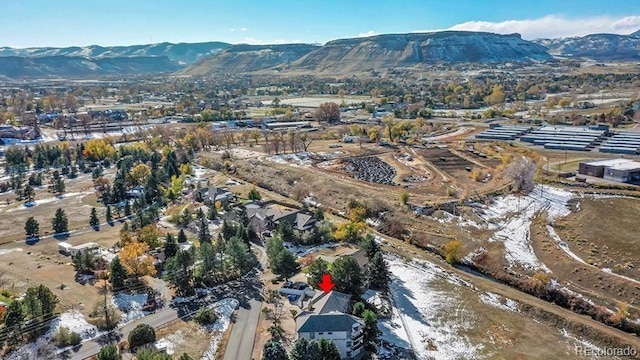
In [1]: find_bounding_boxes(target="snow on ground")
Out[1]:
[155,329,186,355]
[384,257,483,360]
[478,292,519,312]
[474,185,573,271]
[284,241,338,258]
[111,293,149,323]
[200,298,239,360]
[423,127,474,141]
[9,191,94,212]
[46,310,99,340]
[266,151,342,168]
[0,248,23,256]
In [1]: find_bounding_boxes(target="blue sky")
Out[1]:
[2,0,639,47]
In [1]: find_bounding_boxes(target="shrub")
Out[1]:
[443,240,462,265]
[53,326,82,347]
[128,323,156,350]
[194,307,218,325]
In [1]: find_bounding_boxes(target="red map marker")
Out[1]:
[318,274,335,293]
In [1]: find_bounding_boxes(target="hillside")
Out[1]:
[291,31,551,73]
[180,31,551,75]
[534,32,640,60]
[0,41,230,65]
[0,56,182,78]
[179,44,320,75]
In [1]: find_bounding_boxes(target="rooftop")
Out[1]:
[297,312,363,333]
[310,290,351,314]
[583,159,636,167]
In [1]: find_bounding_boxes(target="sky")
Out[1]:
[1,0,640,48]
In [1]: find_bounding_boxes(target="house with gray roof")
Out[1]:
[245,202,316,236]
[296,290,364,359]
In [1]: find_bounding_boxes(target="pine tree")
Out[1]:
[330,256,363,297]
[290,338,311,360]
[109,256,128,291]
[106,205,113,223]
[97,344,121,360]
[25,216,40,239]
[318,338,341,360]
[368,251,390,292]
[177,229,188,243]
[54,176,65,195]
[89,207,100,228]
[164,233,178,259]
[124,201,131,217]
[207,205,217,220]
[198,217,211,244]
[362,309,380,351]
[262,340,288,360]
[52,208,69,234]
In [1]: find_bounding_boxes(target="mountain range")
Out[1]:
[0,29,638,79]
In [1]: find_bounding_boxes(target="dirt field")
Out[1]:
[554,197,640,280]
[155,320,212,359]
[531,215,640,313]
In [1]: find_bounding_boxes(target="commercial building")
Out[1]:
[578,159,640,184]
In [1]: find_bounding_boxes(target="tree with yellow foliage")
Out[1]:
[443,240,462,265]
[83,139,116,161]
[128,163,151,187]
[333,221,366,243]
[119,241,156,278]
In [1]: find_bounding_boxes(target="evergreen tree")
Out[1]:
[124,201,132,217]
[25,216,40,239]
[144,172,160,205]
[109,256,128,291]
[330,256,363,297]
[97,345,121,360]
[225,236,253,274]
[165,248,195,296]
[362,309,380,351]
[4,300,25,340]
[271,248,299,281]
[207,205,217,220]
[177,229,188,243]
[52,208,69,234]
[89,207,100,228]
[106,205,113,223]
[306,341,322,360]
[163,150,180,180]
[318,338,341,360]
[307,258,329,290]
[54,176,65,195]
[35,284,59,317]
[247,187,261,201]
[360,233,380,259]
[22,184,35,202]
[164,233,178,259]
[289,338,312,360]
[368,251,390,292]
[198,217,211,244]
[262,340,288,360]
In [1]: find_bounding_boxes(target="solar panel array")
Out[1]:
[474,125,533,140]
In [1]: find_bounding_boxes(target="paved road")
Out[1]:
[223,244,267,360]
[69,306,179,360]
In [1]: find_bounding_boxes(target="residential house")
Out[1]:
[296,291,364,360]
[245,202,316,236]
[194,186,235,206]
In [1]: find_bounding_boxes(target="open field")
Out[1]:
[554,197,640,280]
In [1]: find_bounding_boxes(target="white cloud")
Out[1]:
[354,30,378,38]
[240,27,248,32]
[241,37,301,45]
[229,28,235,32]
[439,15,640,39]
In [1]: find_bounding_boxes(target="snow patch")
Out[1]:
[384,257,483,360]
[479,292,519,312]
[111,292,149,323]
[46,310,99,340]
[475,185,573,271]
[200,298,239,360]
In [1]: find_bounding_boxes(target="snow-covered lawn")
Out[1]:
[200,298,239,360]
[111,292,150,323]
[155,329,186,355]
[46,310,99,341]
[284,241,338,258]
[9,191,94,212]
[474,185,572,271]
[384,257,484,360]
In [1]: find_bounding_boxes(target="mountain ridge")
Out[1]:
[533,32,640,60]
